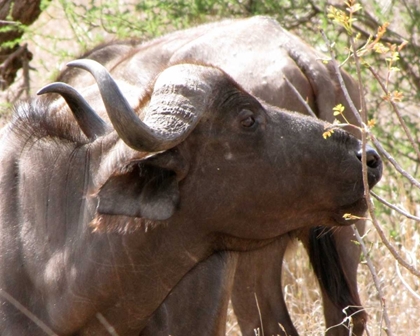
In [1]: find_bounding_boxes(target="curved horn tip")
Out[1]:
[67,59,104,71]
[37,80,111,140]
[37,82,71,96]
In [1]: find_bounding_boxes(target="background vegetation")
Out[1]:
[1,0,419,334]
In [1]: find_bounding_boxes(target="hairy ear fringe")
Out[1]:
[89,214,159,234]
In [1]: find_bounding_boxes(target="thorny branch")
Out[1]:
[322,18,420,281]
[349,30,395,336]
[322,12,420,332]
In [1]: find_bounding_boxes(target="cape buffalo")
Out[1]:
[0,57,382,334]
[0,17,382,335]
[54,16,372,335]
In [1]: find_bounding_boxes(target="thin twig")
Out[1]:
[325,306,366,334]
[380,141,420,164]
[323,23,398,334]
[371,135,420,190]
[357,22,420,279]
[22,45,30,99]
[350,32,394,335]
[351,225,393,336]
[349,33,368,125]
[254,292,264,336]
[0,289,58,336]
[395,261,420,301]
[323,9,420,282]
[278,323,287,335]
[368,204,420,278]
[96,313,120,336]
[282,75,317,118]
[371,191,420,222]
[348,23,420,279]
[0,20,18,25]
[319,29,364,127]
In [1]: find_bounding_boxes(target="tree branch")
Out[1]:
[371,191,420,222]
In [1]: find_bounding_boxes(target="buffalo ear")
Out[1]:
[96,149,188,221]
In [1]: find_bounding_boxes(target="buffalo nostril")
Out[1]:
[357,146,381,169]
[366,149,381,169]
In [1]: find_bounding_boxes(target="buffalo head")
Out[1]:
[39,59,381,241]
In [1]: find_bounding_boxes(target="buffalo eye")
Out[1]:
[239,109,257,129]
[241,116,255,128]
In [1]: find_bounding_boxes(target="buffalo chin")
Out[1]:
[333,197,368,226]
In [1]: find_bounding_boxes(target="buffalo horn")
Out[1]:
[67,59,212,152]
[37,82,111,140]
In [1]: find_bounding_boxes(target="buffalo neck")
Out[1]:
[15,135,214,334]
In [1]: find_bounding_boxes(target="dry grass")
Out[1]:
[226,218,420,335]
[1,1,419,335]
[283,223,420,335]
